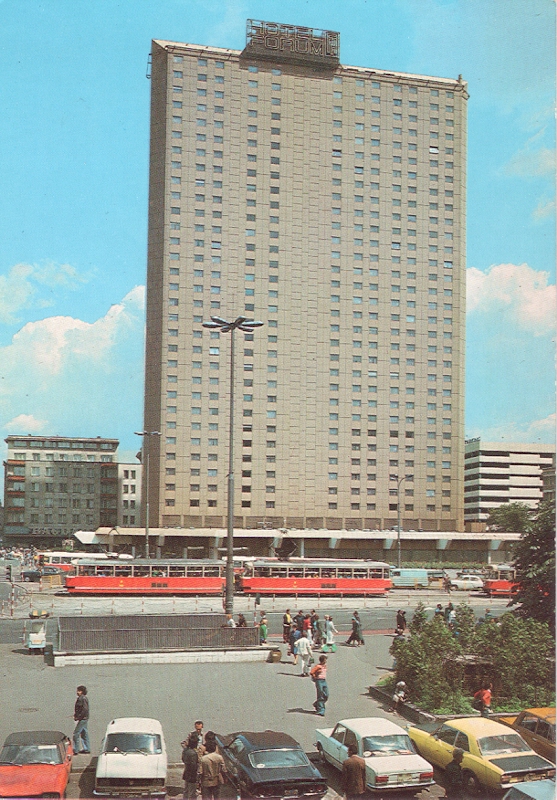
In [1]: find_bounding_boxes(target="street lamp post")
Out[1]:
[390,473,414,569]
[202,316,264,615]
[135,430,162,558]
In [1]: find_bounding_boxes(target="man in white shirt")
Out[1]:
[295,631,313,676]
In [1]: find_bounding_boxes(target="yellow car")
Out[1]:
[408,717,555,795]
[498,709,556,764]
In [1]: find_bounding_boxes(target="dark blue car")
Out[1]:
[215,730,327,799]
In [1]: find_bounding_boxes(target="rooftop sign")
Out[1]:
[242,20,340,69]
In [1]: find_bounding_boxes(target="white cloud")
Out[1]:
[467,263,556,336]
[0,287,145,439]
[0,261,88,324]
[533,197,555,221]
[4,413,48,433]
[466,413,556,445]
[503,129,556,178]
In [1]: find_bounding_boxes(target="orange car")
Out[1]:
[499,709,556,763]
[0,730,73,799]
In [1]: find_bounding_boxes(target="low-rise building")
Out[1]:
[464,439,555,523]
[3,435,119,547]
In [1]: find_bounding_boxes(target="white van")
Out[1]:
[94,717,167,798]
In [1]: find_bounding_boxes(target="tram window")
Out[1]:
[338,568,353,578]
[134,565,150,577]
[255,567,272,577]
[370,568,382,578]
[169,566,186,577]
[187,566,203,577]
[152,567,169,577]
[115,566,132,577]
[269,567,287,577]
[204,566,220,577]
[98,567,113,576]
[288,568,304,578]
[353,568,367,579]
[321,569,334,577]
[305,569,319,577]
[83,566,96,576]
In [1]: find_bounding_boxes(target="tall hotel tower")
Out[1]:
[144,21,467,537]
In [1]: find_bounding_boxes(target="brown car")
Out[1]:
[499,708,556,763]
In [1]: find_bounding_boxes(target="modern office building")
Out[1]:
[3,435,119,545]
[143,21,468,536]
[464,438,556,523]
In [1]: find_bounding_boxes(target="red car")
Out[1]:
[0,730,73,798]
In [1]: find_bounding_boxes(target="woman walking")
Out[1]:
[323,615,338,650]
[345,611,364,646]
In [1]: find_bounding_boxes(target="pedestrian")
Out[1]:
[191,720,204,743]
[310,609,318,635]
[389,680,407,714]
[72,685,90,754]
[302,613,312,634]
[341,743,366,799]
[289,625,302,664]
[444,602,454,624]
[282,608,292,643]
[296,631,313,676]
[396,609,406,631]
[310,654,329,716]
[444,747,464,799]
[346,611,364,646]
[473,681,492,717]
[323,615,338,650]
[294,609,304,630]
[237,613,247,628]
[484,608,493,621]
[390,628,405,670]
[181,733,199,799]
[199,740,227,800]
[434,603,444,617]
[259,614,268,645]
[224,613,236,628]
[313,615,324,646]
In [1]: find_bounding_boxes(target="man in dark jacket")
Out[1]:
[181,733,200,799]
[342,744,366,798]
[444,748,464,798]
[72,685,90,754]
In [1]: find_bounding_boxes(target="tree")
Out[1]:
[511,499,556,634]
[486,502,532,533]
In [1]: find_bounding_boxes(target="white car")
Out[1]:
[449,574,484,591]
[94,717,167,798]
[315,717,434,794]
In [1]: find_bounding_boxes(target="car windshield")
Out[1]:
[0,744,62,765]
[362,734,415,756]
[478,734,527,755]
[247,749,310,769]
[104,733,162,754]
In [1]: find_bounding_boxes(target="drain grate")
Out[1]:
[18,707,39,713]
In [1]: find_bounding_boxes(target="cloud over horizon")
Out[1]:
[467,262,556,336]
[0,261,89,324]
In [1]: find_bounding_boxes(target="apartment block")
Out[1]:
[3,435,119,545]
[144,21,467,534]
[464,438,556,522]
[117,463,143,527]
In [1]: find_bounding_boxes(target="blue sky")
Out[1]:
[0,0,555,466]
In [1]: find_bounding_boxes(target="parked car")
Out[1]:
[503,778,556,800]
[408,717,556,795]
[449,574,484,591]
[216,730,327,799]
[21,566,64,582]
[498,709,556,763]
[315,717,434,794]
[0,729,73,799]
[94,717,167,798]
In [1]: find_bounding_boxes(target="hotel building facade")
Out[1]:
[143,22,468,536]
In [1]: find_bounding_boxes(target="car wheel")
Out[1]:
[463,769,482,796]
[24,576,31,582]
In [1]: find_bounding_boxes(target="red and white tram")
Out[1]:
[240,558,392,596]
[65,559,225,595]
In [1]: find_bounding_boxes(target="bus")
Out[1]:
[483,565,518,597]
[240,558,392,596]
[37,551,133,573]
[65,559,225,595]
